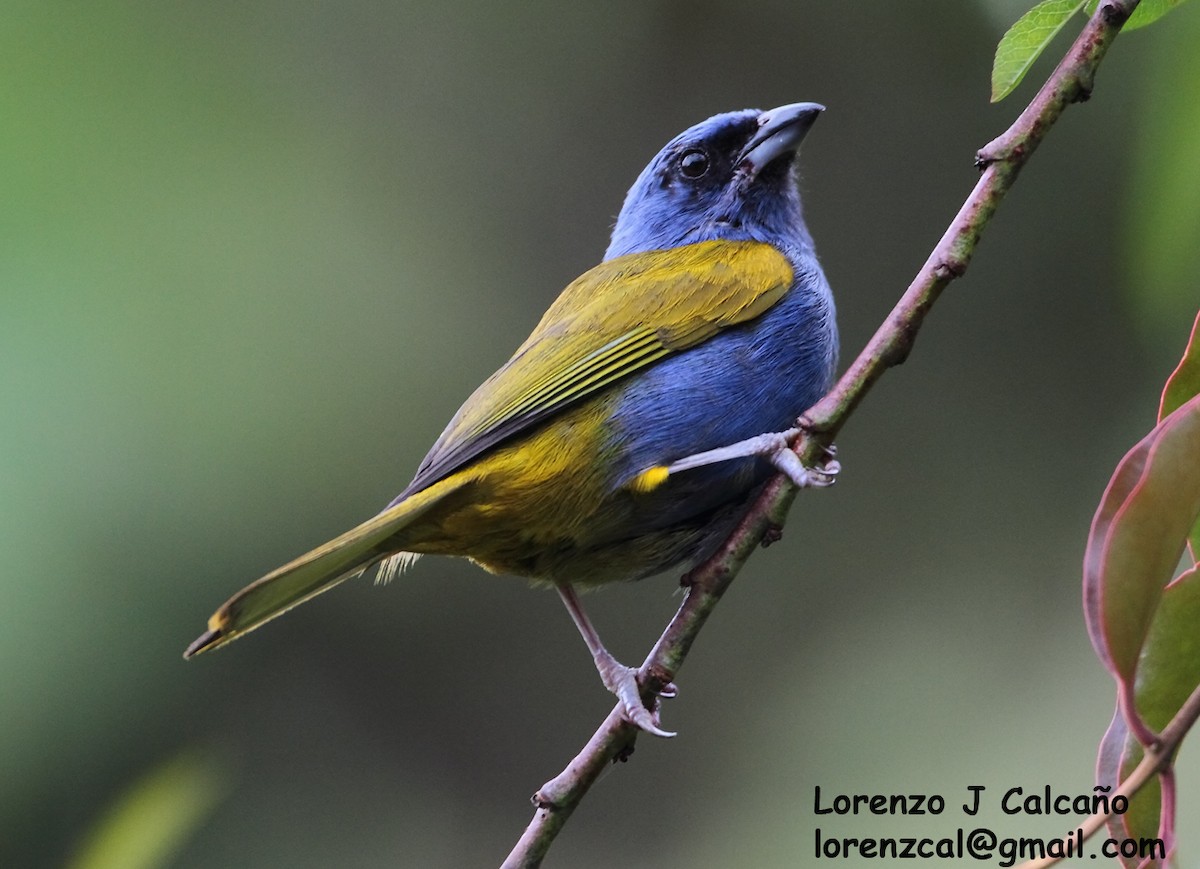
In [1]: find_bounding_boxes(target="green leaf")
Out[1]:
[1161,311,1200,561]
[66,751,225,869]
[1085,0,1192,31]
[1093,566,1199,865]
[1096,711,1163,867]
[1136,565,1200,732]
[1160,311,1200,423]
[1083,394,1200,683]
[991,0,1085,102]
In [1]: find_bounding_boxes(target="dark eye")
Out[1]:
[678,148,709,179]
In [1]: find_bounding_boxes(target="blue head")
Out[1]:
[605,103,824,260]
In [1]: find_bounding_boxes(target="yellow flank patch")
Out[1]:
[207,611,229,633]
[629,465,670,493]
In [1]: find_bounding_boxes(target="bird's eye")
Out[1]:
[678,148,709,179]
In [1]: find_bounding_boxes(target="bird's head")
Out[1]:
[605,102,823,261]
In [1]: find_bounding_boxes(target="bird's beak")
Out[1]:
[737,102,824,178]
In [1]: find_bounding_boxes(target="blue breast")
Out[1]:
[606,247,837,527]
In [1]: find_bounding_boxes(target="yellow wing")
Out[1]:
[400,239,793,498]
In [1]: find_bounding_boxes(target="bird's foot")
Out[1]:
[594,651,677,738]
[665,429,839,489]
[767,435,839,489]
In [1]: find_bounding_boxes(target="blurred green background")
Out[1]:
[5,1,1199,866]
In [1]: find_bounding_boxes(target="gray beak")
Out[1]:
[737,102,824,178]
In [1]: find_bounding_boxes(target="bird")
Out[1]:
[185,102,839,738]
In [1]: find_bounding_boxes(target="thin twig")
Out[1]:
[502,2,1140,865]
[1014,672,1200,869]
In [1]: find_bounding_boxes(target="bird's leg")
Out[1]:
[556,584,676,738]
[664,428,839,488]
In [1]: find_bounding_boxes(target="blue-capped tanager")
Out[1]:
[186,103,839,737]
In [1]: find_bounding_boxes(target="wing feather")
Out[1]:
[396,239,793,499]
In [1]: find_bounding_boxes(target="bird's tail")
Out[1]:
[183,474,471,658]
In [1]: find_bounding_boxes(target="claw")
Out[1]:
[769,447,837,488]
[596,656,676,738]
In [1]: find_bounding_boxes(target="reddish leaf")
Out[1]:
[1092,566,1198,866]
[1097,709,1162,868]
[1160,310,1200,562]
[1084,394,1200,684]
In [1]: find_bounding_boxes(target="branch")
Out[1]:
[1014,670,1200,869]
[502,2,1140,865]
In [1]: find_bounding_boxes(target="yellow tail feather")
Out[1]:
[184,475,470,658]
